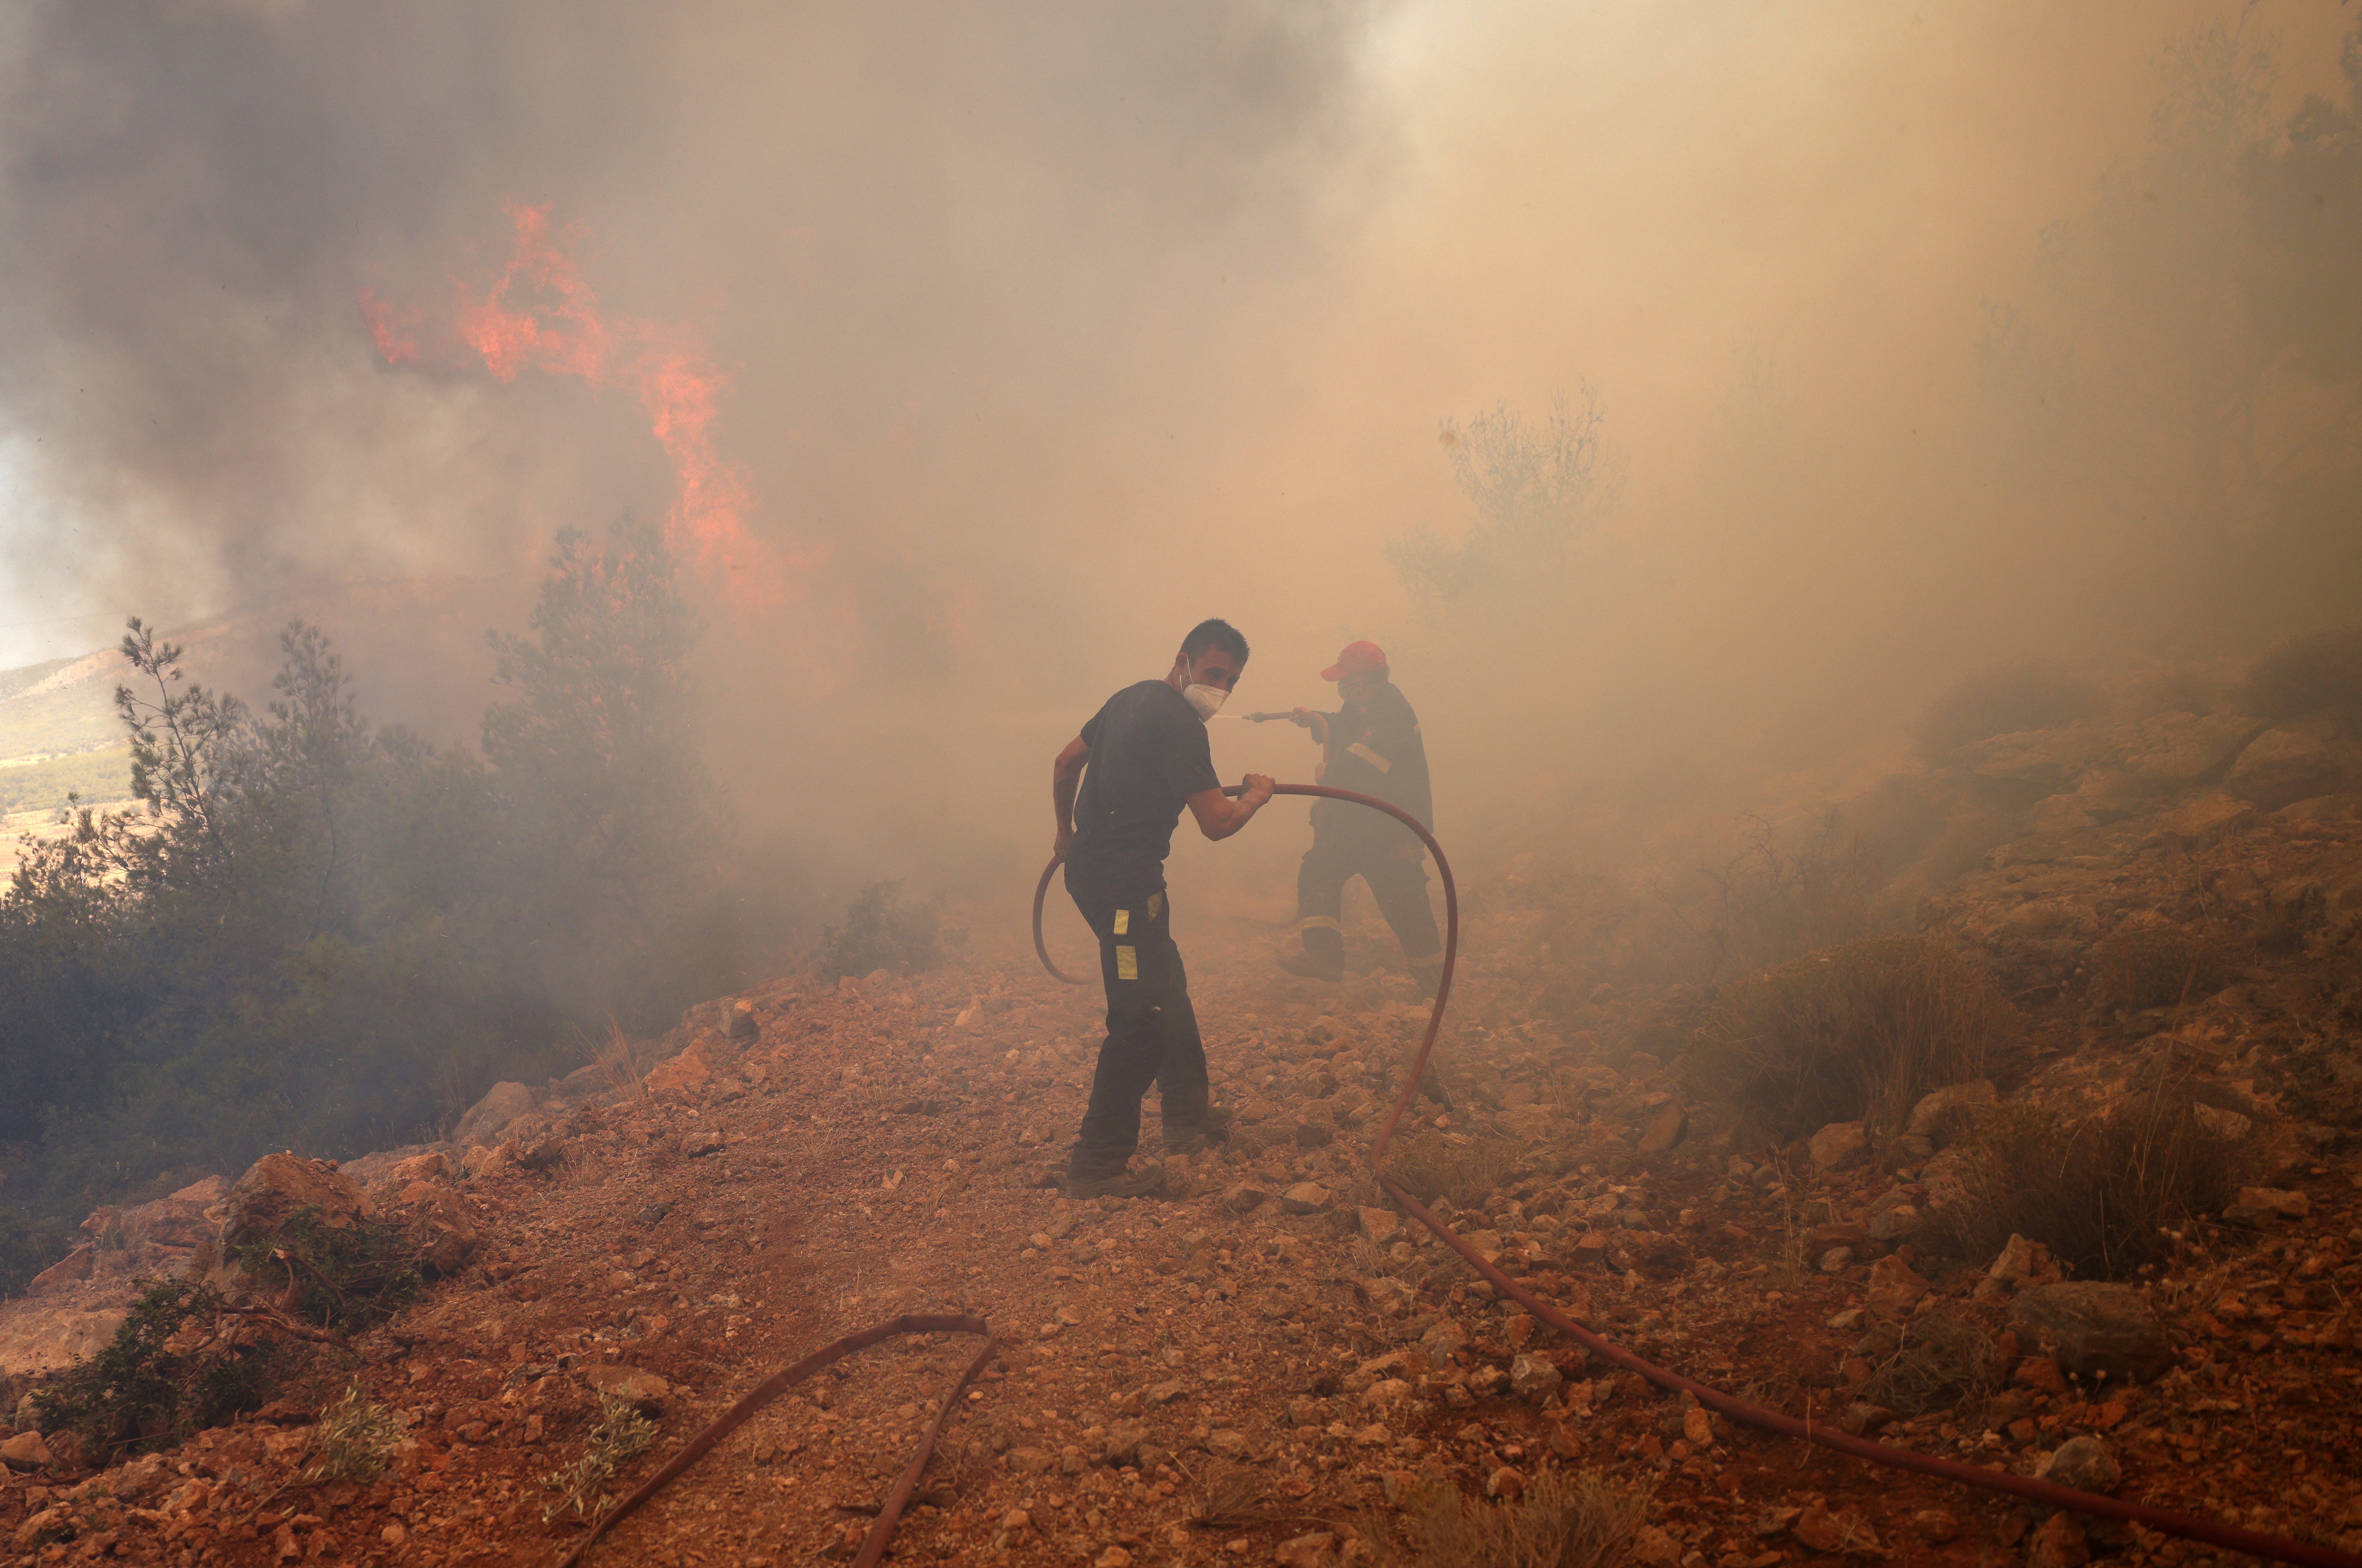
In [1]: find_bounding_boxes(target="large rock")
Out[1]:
[2279,791,2362,824]
[28,1246,94,1294]
[1966,725,2118,793]
[2118,712,2267,793]
[1279,1182,1330,1215]
[643,1037,716,1096]
[2226,728,2350,810]
[2010,1283,2173,1381]
[1808,1122,1868,1169]
[2035,1435,2121,1494]
[2222,1187,2308,1224]
[1508,1354,1564,1404]
[1864,1255,1929,1321]
[451,1082,540,1147]
[1905,1081,1995,1144]
[0,1303,129,1376]
[1636,1103,1688,1156]
[2158,792,2256,838]
[584,1364,670,1416]
[1,1431,54,1471]
[1221,1181,1270,1214]
[1100,1421,1151,1467]
[381,1181,479,1275]
[221,1154,373,1250]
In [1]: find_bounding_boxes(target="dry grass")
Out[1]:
[1680,935,2017,1144]
[303,1382,402,1485]
[1860,1311,2002,1418]
[1186,1461,1286,1534]
[1703,814,1885,977]
[1929,1083,2249,1280]
[1366,1467,1651,1568]
[2088,919,2236,1012]
[1380,1134,1520,1210]
[2240,622,2362,724]
[580,1016,651,1107]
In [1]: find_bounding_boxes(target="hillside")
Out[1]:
[0,659,2359,1566]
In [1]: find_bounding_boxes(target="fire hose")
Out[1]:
[555,1314,996,1568]
[1030,782,2361,1568]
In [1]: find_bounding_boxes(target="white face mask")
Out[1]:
[1182,682,1229,721]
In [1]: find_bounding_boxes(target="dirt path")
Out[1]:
[6,874,2362,1567]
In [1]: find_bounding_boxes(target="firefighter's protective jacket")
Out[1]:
[1312,679,1432,854]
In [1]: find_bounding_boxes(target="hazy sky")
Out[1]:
[1,0,2354,893]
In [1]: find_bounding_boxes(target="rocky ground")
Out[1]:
[4,693,2362,1568]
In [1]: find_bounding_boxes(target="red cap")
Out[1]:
[1320,640,1388,681]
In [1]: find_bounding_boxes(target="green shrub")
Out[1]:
[0,521,753,1253]
[32,1279,282,1459]
[815,881,960,981]
[2239,622,2362,723]
[0,1202,77,1299]
[232,1206,422,1331]
[1912,662,2098,761]
[1367,1467,1650,1568]
[541,1392,656,1521]
[1680,935,2016,1144]
[1929,1084,2247,1279]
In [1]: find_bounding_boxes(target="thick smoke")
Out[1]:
[0,0,2356,915]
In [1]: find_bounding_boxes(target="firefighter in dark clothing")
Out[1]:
[1051,619,1275,1200]
[1274,641,1444,993]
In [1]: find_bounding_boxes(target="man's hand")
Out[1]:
[1288,707,1328,743]
[1052,827,1072,863]
[1186,773,1275,842]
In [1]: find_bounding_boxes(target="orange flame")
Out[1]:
[357,287,422,365]
[366,202,784,607]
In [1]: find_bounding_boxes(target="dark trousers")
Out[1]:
[1296,834,1445,967]
[1063,870,1211,1176]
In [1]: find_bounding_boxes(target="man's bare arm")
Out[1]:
[1186,773,1276,841]
[1052,736,1089,858]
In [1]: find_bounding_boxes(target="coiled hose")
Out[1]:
[1034,782,2361,1568]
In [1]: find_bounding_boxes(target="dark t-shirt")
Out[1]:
[1067,680,1221,891]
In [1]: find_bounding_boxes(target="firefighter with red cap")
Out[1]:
[1275,640,1444,993]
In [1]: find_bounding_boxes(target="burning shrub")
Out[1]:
[1912,661,2099,761]
[1680,935,2016,1145]
[1928,1083,2247,1279]
[1365,1467,1651,1568]
[2238,621,2362,724]
[31,1279,282,1460]
[816,881,962,981]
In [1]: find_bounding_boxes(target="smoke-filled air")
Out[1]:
[1,2,2359,1562]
